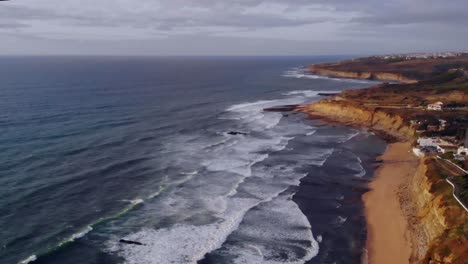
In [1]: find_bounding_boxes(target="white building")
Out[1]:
[458,146,468,156]
[417,137,458,154]
[417,137,443,147]
[427,102,444,111]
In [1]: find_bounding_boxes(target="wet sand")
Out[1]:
[363,142,418,264]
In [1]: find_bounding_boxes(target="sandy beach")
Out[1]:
[363,142,419,264]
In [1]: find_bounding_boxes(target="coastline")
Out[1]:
[363,142,418,264]
[295,73,418,263]
[296,57,468,263]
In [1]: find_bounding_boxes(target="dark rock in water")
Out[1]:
[317,93,340,96]
[227,131,248,136]
[263,104,299,112]
[119,239,145,246]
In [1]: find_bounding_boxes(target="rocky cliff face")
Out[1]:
[409,159,468,264]
[300,100,415,140]
[307,66,418,83]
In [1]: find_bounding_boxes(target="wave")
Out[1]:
[181,170,198,175]
[109,197,262,264]
[18,255,37,264]
[209,193,319,264]
[58,226,93,247]
[222,96,311,131]
[335,216,348,226]
[105,89,355,263]
[282,90,331,97]
[21,195,154,263]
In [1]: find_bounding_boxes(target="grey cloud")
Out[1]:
[0,22,28,28]
[0,1,333,31]
[0,0,467,55]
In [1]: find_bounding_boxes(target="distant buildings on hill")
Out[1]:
[378,52,467,60]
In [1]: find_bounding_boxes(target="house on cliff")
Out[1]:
[427,102,444,111]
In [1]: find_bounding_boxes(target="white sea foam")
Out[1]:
[282,90,330,97]
[109,91,334,263]
[59,226,93,246]
[336,216,348,225]
[226,100,280,111]
[181,170,198,175]
[224,97,308,131]
[345,153,366,178]
[316,235,323,243]
[220,194,319,264]
[110,197,261,264]
[18,255,37,264]
[147,186,165,199]
[131,199,144,205]
[343,131,360,143]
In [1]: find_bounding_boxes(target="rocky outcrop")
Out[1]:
[299,100,415,140]
[307,66,418,83]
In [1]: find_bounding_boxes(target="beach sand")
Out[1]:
[363,142,418,264]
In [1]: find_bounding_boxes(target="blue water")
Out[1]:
[0,56,385,264]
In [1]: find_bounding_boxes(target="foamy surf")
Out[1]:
[109,197,262,264]
[208,193,319,264]
[18,255,37,264]
[282,90,330,97]
[59,226,93,247]
[104,84,369,264]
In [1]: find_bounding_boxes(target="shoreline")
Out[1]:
[295,92,419,263]
[363,142,418,264]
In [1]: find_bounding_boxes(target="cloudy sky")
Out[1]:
[1,0,467,55]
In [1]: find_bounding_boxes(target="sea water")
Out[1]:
[0,56,386,264]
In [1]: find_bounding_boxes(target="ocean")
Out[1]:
[0,56,386,264]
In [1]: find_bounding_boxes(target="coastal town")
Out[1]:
[379,52,468,61]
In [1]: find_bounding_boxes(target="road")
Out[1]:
[435,157,466,177]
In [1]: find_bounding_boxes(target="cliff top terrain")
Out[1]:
[307,53,468,81]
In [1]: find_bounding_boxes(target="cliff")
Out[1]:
[407,158,468,263]
[307,66,418,83]
[299,100,415,140]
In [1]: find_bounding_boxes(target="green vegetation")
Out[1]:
[440,152,455,160]
[452,174,468,206]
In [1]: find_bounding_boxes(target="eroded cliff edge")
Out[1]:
[306,54,468,83]
[297,99,468,263]
[307,65,418,83]
[405,158,468,263]
[298,99,415,141]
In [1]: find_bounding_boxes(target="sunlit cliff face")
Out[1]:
[1,0,468,55]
